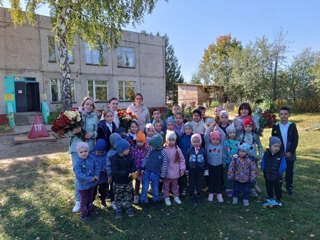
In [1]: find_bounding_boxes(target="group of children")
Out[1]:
[72,104,298,221]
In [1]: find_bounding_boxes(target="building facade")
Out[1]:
[0,8,166,115]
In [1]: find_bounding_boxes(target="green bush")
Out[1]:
[257,98,277,113]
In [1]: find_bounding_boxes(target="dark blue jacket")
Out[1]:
[110,154,136,184]
[186,147,207,171]
[261,149,286,180]
[92,152,108,184]
[178,133,192,159]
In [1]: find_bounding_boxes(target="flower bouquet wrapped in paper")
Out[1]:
[252,108,277,136]
[117,109,137,131]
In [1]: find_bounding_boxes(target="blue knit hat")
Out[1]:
[149,134,163,149]
[184,121,193,130]
[115,139,131,154]
[166,118,175,125]
[239,143,253,155]
[95,139,106,151]
[269,136,281,148]
[109,133,121,146]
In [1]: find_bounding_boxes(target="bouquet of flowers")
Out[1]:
[252,108,277,136]
[117,109,137,131]
[51,110,85,140]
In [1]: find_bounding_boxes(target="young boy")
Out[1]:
[140,134,168,210]
[272,107,299,195]
[97,110,118,151]
[73,142,99,221]
[261,136,286,206]
[168,104,181,121]
[151,108,166,132]
[110,139,137,218]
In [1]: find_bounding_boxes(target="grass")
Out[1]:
[1,113,320,240]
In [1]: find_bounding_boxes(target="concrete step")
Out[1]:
[14,112,45,126]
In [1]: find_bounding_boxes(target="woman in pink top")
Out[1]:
[126,93,150,132]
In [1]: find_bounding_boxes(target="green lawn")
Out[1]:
[1,113,319,240]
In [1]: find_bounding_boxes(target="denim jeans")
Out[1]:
[140,171,160,202]
[233,181,250,200]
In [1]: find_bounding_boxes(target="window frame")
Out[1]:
[87,80,108,102]
[47,36,74,64]
[84,43,107,66]
[50,79,76,103]
[118,81,136,102]
[117,47,136,68]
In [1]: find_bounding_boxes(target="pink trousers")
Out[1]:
[162,178,179,198]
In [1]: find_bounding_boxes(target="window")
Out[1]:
[50,79,75,102]
[88,80,108,101]
[48,36,74,63]
[117,47,135,68]
[118,81,136,101]
[85,43,107,65]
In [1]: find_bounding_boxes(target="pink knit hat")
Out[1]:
[209,131,222,141]
[76,141,89,152]
[191,133,202,144]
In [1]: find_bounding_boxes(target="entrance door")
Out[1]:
[26,82,40,112]
[15,82,27,112]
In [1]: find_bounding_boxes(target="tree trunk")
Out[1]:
[57,4,72,111]
[272,59,278,101]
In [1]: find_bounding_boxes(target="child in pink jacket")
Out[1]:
[163,130,186,206]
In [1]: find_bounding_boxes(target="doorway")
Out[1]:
[14,81,40,112]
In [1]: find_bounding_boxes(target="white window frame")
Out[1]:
[118,81,136,101]
[85,43,107,66]
[117,47,135,68]
[88,80,108,102]
[47,36,74,64]
[50,79,76,103]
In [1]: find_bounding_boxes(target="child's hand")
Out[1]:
[72,127,81,134]
[85,132,94,139]
[285,152,292,158]
[108,177,112,184]
[180,170,184,176]
[210,122,217,128]
[128,173,132,178]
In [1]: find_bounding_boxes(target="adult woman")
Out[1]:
[233,102,252,138]
[69,96,98,212]
[126,93,150,132]
[108,97,120,128]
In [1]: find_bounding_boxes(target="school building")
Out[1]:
[0,8,166,123]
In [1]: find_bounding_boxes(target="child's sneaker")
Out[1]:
[250,188,259,197]
[127,207,135,217]
[217,193,224,203]
[174,197,182,205]
[72,201,81,213]
[165,197,172,206]
[276,200,283,207]
[225,189,233,198]
[115,209,122,219]
[208,193,214,202]
[133,195,139,204]
[111,201,117,210]
[232,197,238,205]
[243,199,249,207]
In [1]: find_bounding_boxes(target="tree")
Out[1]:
[165,35,184,103]
[5,0,161,111]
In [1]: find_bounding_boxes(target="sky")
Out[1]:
[2,0,320,81]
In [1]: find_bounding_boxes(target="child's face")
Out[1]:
[167,122,174,131]
[175,114,184,125]
[78,147,89,159]
[270,143,281,154]
[244,125,253,132]
[146,128,155,137]
[191,137,201,148]
[239,149,248,158]
[200,110,206,118]
[154,123,163,133]
[95,150,105,156]
[228,132,236,139]
[184,127,193,135]
[167,137,176,147]
[214,107,222,117]
[104,112,114,123]
[210,138,220,146]
[120,148,130,156]
[279,110,290,123]
[152,111,161,120]
[172,106,181,115]
[240,108,249,117]
[136,141,145,148]
[219,115,229,124]
[109,99,119,111]
[192,113,201,122]
[129,123,138,134]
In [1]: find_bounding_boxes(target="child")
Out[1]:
[163,131,186,206]
[145,123,156,143]
[92,139,109,208]
[205,125,224,203]
[238,116,263,197]
[174,112,185,138]
[228,143,257,207]
[151,108,166,132]
[154,119,165,138]
[215,110,230,143]
[178,122,193,195]
[130,131,151,204]
[272,106,298,195]
[223,124,240,197]
[213,106,223,124]
[97,110,118,151]
[168,104,181,121]
[126,121,139,146]
[205,118,214,131]
[197,106,207,121]
[186,133,207,203]
[261,137,286,206]
[140,134,168,210]
[191,109,205,134]
[166,118,175,132]
[110,139,137,218]
[73,142,99,221]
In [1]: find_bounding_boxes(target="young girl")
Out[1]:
[215,110,230,143]
[126,121,139,146]
[223,124,240,197]
[97,110,118,152]
[174,112,185,137]
[213,106,223,124]
[228,143,257,207]
[191,109,205,134]
[73,142,99,221]
[205,125,224,203]
[163,131,186,206]
[186,133,207,203]
[238,116,263,197]
[130,131,151,204]
[145,123,156,143]
[154,119,165,138]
